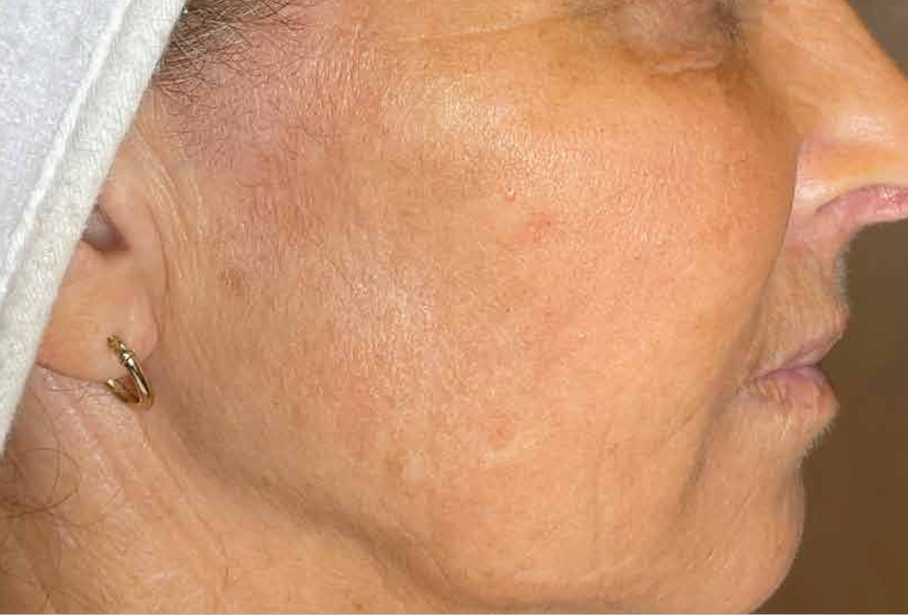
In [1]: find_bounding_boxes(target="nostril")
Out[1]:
[873,185,908,219]
[819,185,908,234]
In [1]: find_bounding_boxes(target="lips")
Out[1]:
[743,183,908,415]
[742,302,848,418]
[745,328,843,414]
[756,325,847,381]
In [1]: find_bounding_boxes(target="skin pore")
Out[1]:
[3,0,908,612]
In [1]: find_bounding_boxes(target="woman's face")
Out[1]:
[133,0,908,611]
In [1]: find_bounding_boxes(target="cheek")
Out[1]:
[382,68,795,441]
[336,67,797,605]
[191,31,799,606]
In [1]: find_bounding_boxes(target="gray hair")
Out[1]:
[155,0,296,98]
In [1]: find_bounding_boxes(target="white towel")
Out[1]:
[0,0,186,452]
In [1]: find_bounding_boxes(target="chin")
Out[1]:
[652,450,809,614]
[756,477,808,610]
[712,475,808,615]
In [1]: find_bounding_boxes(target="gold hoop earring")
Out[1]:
[105,336,154,410]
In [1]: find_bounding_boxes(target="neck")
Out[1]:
[0,369,438,613]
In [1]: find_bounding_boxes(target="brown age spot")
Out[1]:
[217,267,248,299]
[384,448,406,481]
[488,412,519,453]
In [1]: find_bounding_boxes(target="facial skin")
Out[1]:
[4,0,908,612]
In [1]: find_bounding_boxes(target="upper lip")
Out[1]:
[756,309,849,380]
[754,184,905,381]
[776,328,845,372]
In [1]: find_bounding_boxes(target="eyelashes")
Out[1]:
[710,0,746,42]
[570,0,747,35]
[607,0,754,74]
[570,0,756,72]
[621,1,743,44]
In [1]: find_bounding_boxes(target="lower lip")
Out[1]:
[745,365,839,418]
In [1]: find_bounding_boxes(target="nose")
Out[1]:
[756,0,908,258]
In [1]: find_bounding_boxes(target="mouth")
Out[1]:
[735,183,908,427]
[743,317,848,415]
[759,327,846,379]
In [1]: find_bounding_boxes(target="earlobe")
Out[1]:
[36,239,159,384]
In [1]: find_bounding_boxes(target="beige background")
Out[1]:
[762,1,908,611]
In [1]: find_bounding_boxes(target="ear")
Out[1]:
[37,123,165,383]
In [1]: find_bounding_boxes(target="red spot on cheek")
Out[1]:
[525,213,556,245]
[505,211,563,249]
[505,187,517,204]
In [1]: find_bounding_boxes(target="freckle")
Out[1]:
[384,448,406,481]
[217,267,247,299]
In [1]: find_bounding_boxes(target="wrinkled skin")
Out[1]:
[5,0,908,612]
